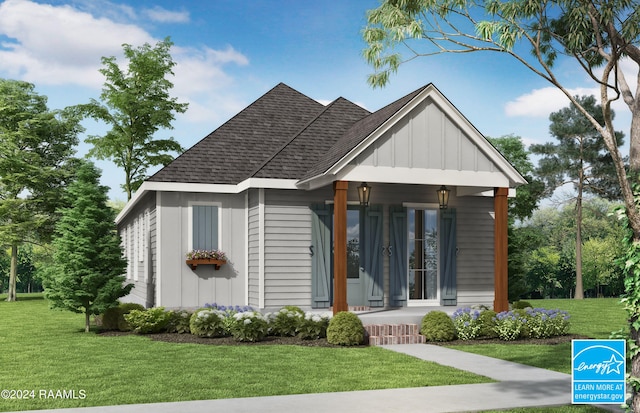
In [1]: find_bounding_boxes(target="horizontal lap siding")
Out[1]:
[456,198,494,307]
[263,189,330,308]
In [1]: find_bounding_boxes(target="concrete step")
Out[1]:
[364,323,425,346]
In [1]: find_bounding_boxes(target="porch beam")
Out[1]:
[494,187,509,313]
[333,180,348,314]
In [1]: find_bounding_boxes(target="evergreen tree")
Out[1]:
[44,161,131,332]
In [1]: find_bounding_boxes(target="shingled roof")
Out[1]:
[148,83,324,185]
[148,82,431,185]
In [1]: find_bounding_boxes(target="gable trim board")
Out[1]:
[115,82,524,311]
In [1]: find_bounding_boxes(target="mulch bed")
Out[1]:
[98,330,584,347]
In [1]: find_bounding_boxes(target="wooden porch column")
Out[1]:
[333,181,348,314]
[494,187,509,313]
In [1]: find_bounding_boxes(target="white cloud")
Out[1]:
[0,0,250,126]
[504,86,598,118]
[143,6,189,23]
[0,0,152,86]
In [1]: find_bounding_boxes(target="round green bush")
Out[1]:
[477,310,497,338]
[512,300,532,310]
[420,311,456,342]
[166,310,193,334]
[326,312,364,346]
[271,307,304,336]
[124,307,172,334]
[101,302,145,331]
[190,308,227,337]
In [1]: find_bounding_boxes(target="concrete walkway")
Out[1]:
[20,344,625,413]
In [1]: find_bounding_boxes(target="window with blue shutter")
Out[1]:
[192,205,219,250]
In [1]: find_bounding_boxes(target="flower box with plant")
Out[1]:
[185,249,227,270]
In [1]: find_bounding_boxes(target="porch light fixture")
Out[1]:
[437,185,450,209]
[358,182,371,206]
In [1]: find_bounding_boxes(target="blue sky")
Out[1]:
[0,0,633,201]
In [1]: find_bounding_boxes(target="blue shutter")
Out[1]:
[440,208,457,306]
[389,206,407,307]
[364,205,383,307]
[311,204,332,308]
[193,205,219,250]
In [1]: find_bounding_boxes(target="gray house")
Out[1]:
[116,83,526,312]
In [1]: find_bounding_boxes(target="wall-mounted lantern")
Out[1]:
[437,185,450,209]
[358,182,371,206]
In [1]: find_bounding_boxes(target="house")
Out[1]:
[115,82,526,313]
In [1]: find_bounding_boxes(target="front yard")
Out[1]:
[0,294,488,412]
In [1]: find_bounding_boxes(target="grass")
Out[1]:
[453,298,628,413]
[0,294,490,412]
[447,298,627,375]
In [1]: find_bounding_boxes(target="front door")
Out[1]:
[408,208,439,304]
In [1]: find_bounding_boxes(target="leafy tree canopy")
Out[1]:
[81,37,188,200]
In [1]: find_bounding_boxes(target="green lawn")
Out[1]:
[455,298,628,413]
[0,294,489,412]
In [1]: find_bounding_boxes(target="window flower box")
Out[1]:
[186,249,227,270]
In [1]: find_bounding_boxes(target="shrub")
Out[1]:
[493,311,527,341]
[125,307,172,334]
[166,309,192,334]
[190,308,227,337]
[327,312,364,346]
[271,307,304,336]
[477,310,498,338]
[512,300,532,310]
[101,302,145,331]
[230,311,269,342]
[420,311,456,342]
[524,308,570,338]
[298,313,331,340]
[452,307,482,340]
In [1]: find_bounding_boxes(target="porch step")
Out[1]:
[364,323,425,346]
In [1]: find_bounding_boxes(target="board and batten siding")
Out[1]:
[158,191,246,309]
[247,189,260,308]
[354,97,499,174]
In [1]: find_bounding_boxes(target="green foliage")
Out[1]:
[451,308,482,340]
[43,161,131,332]
[124,307,172,334]
[101,302,145,331]
[271,307,304,337]
[420,311,456,342]
[189,308,227,338]
[297,313,331,340]
[327,312,365,346]
[0,79,83,301]
[477,310,498,338]
[230,311,270,342]
[166,309,192,334]
[512,300,532,309]
[81,38,187,200]
[493,311,527,341]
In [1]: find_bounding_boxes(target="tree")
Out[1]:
[82,38,187,200]
[43,161,131,333]
[488,135,545,301]
[0,79,82,302]
[531,95,624,299]
[363,2,640,406]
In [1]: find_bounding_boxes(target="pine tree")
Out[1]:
[44,161,131,332]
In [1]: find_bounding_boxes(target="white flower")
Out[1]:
[243,319,252,325]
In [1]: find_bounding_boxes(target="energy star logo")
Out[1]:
[572,340,626,404]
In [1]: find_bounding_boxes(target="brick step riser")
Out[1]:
[365,324,424,346]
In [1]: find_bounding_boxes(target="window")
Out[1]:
[192,205,219,250]
[408,208,438,301]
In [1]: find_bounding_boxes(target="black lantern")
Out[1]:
[358,182,371,206]
[437,185,450,209]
